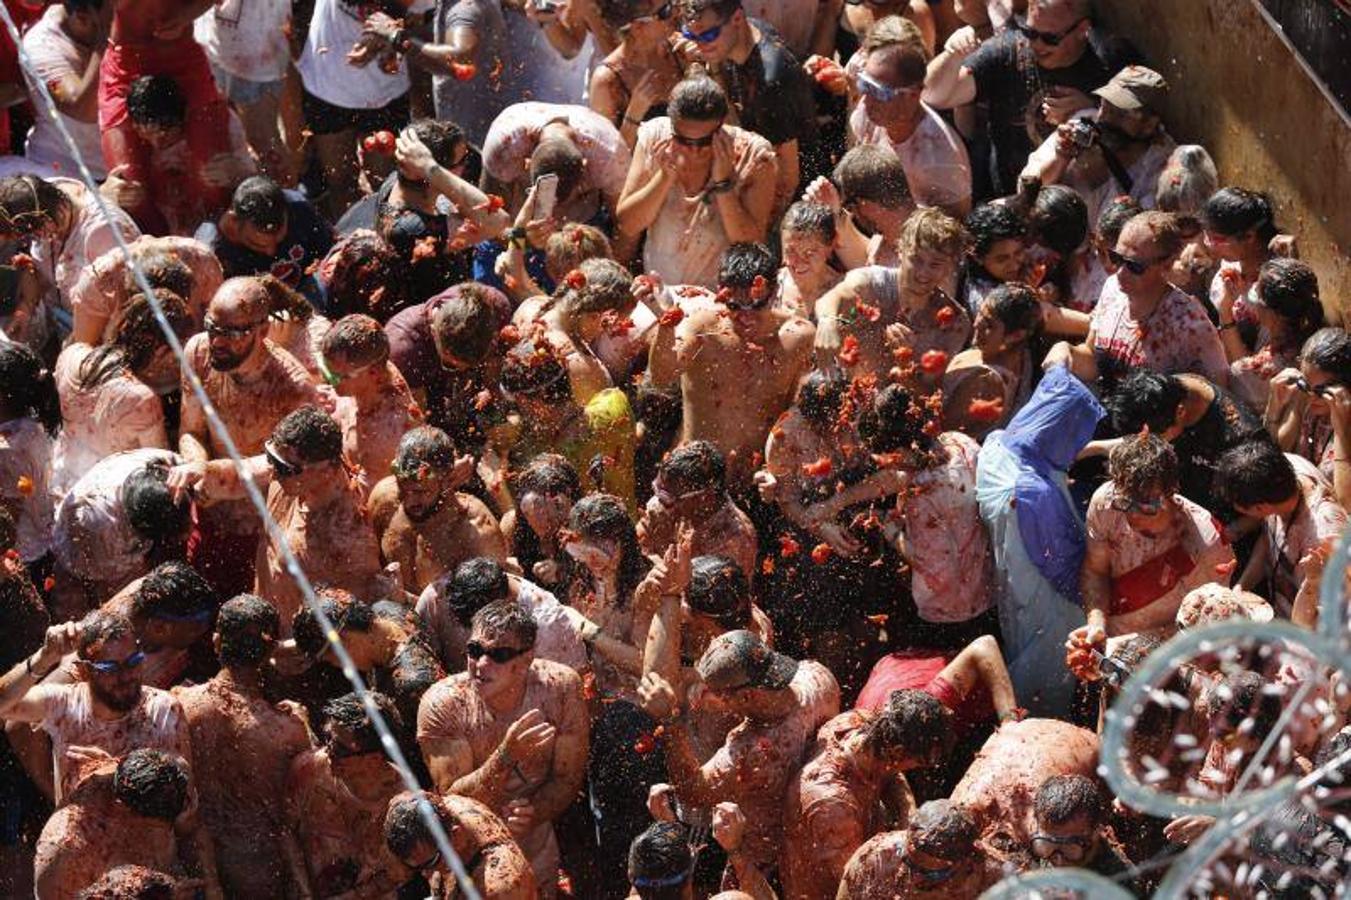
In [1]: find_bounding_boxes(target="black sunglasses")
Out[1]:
[672,129,717,148]
[1295,375,1338,398]
[1015,16,1086,46]
[204,315,266,340]
[264,441,304,479]
[466,641,529,663]
[1107,248,1165,276]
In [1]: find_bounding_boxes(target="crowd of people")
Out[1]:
[0,0,1344,896]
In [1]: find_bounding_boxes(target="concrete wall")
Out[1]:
[1099,0,1351,319]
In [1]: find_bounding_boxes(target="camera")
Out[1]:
[1066,117,1099,152]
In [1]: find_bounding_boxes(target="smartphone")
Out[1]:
[533,173,560,221]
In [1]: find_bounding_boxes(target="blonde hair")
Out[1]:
[899,208,968,261]
[863,15,927,57]
[1124,210,1185,259]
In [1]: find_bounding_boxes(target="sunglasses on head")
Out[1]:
[630,1,672,25]
[681,16,727,43]
[722,292,769,311]
[651,476,710,508]
[264,441,305,480]
[204,316,265,340]
[1014,16,1086,46]
[856,72,919,103]
[1107,248,1164,276]
[466,641,528,663]
[86,650,146,674]
[318,354,375,388]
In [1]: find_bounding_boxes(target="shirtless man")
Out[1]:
[417,599,589,898]
[815,208,971,391]
[173,595,313,898]
[178,277,322,598]
[383,790,536,899]
[284,692,409,898]
[372,426,506,596]
[835,800,1000,899]
[34,749,190,899]
[639,440,758,581]
[650,243,816,493]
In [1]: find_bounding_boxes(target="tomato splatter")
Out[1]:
[499,324,521,344]
[935,306,956,327]
[801,457,833,477]
[450,61,478,81]
[838,334,861,366]
[919,349,948,374]
[750,274,769,299]
[855,300,881,322]
[43,575,55,592]
[966,396,1005,423]
[810,543,833,564]
[474,193,506,212]
[658,306,685,327]
[15,475,32,497]
[778,535,800,558]
[564,269,587,289]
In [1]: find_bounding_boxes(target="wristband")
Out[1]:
[998,707,1026,724]
[1218,321,1237,332]
[623,114,642,126]
[26,653,53,680]
[506,226,528,249]
[701,178,733,204]
[392,28,410,51]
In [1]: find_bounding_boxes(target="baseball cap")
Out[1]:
[696,630,799,692]
[1093,65,1169,114]
[1175,583,1274,630]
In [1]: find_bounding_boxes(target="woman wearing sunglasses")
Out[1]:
[1266,327,1351,510]
[589,0,685,149]
[1220,258,1324,412]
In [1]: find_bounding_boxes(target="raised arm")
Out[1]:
[934,634,1018,722]
[922,27,982,109]
[0,622,78,724]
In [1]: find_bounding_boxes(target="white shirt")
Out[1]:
[31,179,140,312]
[0,416,54,561]
[22,6,107,180]
[194,0,293,82]
[849,101,972,215]
[297,0,434,109]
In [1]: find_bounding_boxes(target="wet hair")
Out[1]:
[556,257,633,316]
[910,800,979,860]
[865,689,955,759]
[292,590,375,657]
[258,274,312,324]
[1123,210,1186,259]
[469,596,538,649]
[1027,185,1089,257]
[63,0,106,13]
[229,176,287,231]
[1257,259,1323,347]
[319,230,409,321]
[501,338,571,405]
[865,32,928,86]
[1155,146,1218,215]
[409,118,465,170]
[445,557,511,625]
[392,425,458,478]
[1096,195,1143,247]
[1204,670,1283,738]
[545,224,612,280]
[130,247,195,300]
[717,242,778,290]
[858,383,932,454]
[668,76,730,122]
[384,790,454,859]
[899,208,967,261]
[965,203,1026,259]
[132,560,217,623]
[1300,327,1351,383]
[781,201,837,244]
[511,454,583,569]
[0,552,49,671]
[322,314,390,368]
[796,369,848,428]
[530,138,586,203]
[1201,186,1278,243]
[569,493,651,602]
[0,340,60,435]
[121,460,191,544]
[77,290,193,390]
[982,283,1042,337]
[271,405,343,463]
[126,76,186,129]
[1104,369,1185,435]
[113,750,189,822]
[681,0,739,19]
[215,594,279,667]
[599,0,657,29]
[1215,440,1298,509]
[431,284,505,366]
[686,556,750,627]
[862,13,926,55]
[1034,774,1107,827]
[628,821,694,900]
[659,440,725,493]
[833,144,911,209]
[75,865,180,900]
[1107,433,1179,501]
[323,691,400,753]
[77,610,136,659]
[0,175,70,239]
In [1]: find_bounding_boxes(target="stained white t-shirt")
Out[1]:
[194,0,293,82]
[0,416,54,562]
[22,6,106,180]
[297,0,434,109]
[849,101,972,215]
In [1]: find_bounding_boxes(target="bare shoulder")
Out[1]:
[530,657,583,694]
[779,314,817,354]
[455,492,500,527]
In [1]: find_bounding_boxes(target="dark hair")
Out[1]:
[0,175,70,239]
[1258,259,1323,349]
[63,0,107,14]
[501,338,571,404]
[410,118,465,170]
[982,282,1042,337]
[717,242,777,290]
[910,800,979,861]
[628,821,694,900]
[431,284,504,365]
[0,552,49,671]
[293,590,375,657]
[1300,327,1351,383]
[858,384,932,454]
[446,557,511,625]
[215,594,279,667]
[318,230,409,320]
[469,596,538,649]
[121,461,191,544]
[865,689,955,759]
[1034,774,1107,827]
[530,138,586,203]
[271,405,343,464]
[797,369,847,428]
[833,144,911,209]
[126,76,186,128]
[384,790,452,858]
[668,76,730,122]
[323,314,390,369]
[1202,187,1278,243]
[568,493,651,603]
[686,556,750,627]
[75,865,179,900]
[77,610,136,659]
[965,203,1026,258]
[131,247,195,300]
[680,0,740,20]
[1104,369,1185,435]
[229,176,287,231]
[113,749,189,822]
[781,201,837,243]
[1097,195,1143,247]
[1204,670,1283,738]
[392,425,457,478]
[1027,185,1089,257]
[132,560,217,622]
[555,257,633,317]
[1215,440,1298,509]
[259,273,312,324]
[598,0,655,29]
[1107,433,1180,500]
[659,440,725,493]
[323,691,400,753]
[77,291,193,390]
[0,340,60,435]
[510,454,582,571]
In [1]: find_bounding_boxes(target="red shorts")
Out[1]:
[98,37,220,130]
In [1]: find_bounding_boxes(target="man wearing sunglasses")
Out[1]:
[836,799,999,897]
[1026,774,1139,886]
[924,0,1139,195]
[850,35,972,218]
[639,441,758,582]
[384,789,537,898]
[676,0,818,210]
[417,597,588,898]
